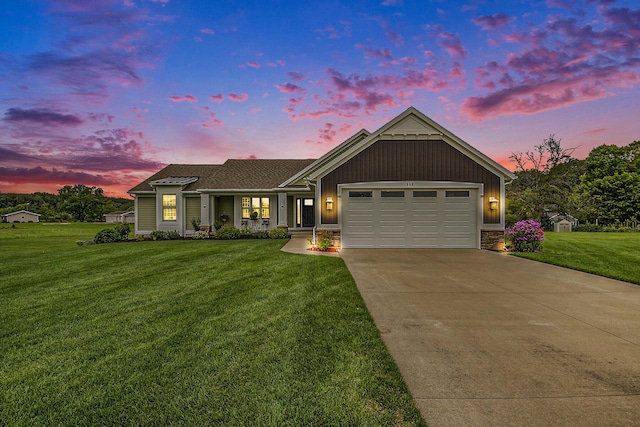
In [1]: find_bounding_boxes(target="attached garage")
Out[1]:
[340,184,480,248]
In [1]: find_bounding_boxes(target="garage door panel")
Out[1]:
[342,187,478,248]
[380,226,407,234]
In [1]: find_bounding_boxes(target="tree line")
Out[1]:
[507,137,640,228]
[0,185,134,222]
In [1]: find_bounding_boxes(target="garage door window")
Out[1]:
[349,191,372,198]
[381,190,404,198]
[445,190,470,197]
[413,190,437,198]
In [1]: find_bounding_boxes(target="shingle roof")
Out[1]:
[128,164,221,192]
[128,159,316,193]
[149,176,200,186]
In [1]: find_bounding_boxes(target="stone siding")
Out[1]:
[481,230,505,251]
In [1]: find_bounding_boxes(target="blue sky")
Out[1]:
[1,0,639,196]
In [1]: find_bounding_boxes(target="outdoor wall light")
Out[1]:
[489,196,499,210]
[326,197,334,211]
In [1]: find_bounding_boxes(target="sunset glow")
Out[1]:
[2,0,639,197]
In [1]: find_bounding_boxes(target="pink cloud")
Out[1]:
[472,13,512,31]
[314,21,351,39]
[0,166,116,186]
[228,93,249,102]
[462,70,639,119]
[276,82,305,94]
[247,61,260,68]
[584,128,607,135]
[202,112,223,129]
[169,94,198,103]
[355,43,395,62]
[3,108,83,126]
[200,28,215,35]
[462,3,640,119]
[288,71,305,82]
[306,122,354,144]
[437,32,468,60]
[209,94,224,103]
[377,18,404,46]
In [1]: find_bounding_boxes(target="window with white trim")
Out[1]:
[162,194,177,221]
[242,197,270,219]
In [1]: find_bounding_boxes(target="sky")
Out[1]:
[1,0,639,197]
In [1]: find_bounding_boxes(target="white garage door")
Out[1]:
[341,188,478,248]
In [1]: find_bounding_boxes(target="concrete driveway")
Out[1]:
[340,249,640,427]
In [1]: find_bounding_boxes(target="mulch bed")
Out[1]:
[307,247,340,252]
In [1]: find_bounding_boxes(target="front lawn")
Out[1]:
[512,231,640,285]
[0,223,425,426]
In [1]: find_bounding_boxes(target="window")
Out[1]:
[349,191,373,198]
[162,194,177,221]
[445,190,470,198]
[413,190,437,198]
[242,197,270,219]
[381,190,404,198]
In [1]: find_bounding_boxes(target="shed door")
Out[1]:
[341,188,478,248]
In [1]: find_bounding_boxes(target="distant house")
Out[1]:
[2,210,40,223]
[129,107,515,249]
[546,212,578,232]
[104,210,135,224]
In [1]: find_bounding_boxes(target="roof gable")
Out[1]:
[289,107,515,182]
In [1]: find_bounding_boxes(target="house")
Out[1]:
[104,210,135,224]
[2,210,41,223]
[129,107,515,249]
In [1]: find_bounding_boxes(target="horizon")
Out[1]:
[2,0,639,198]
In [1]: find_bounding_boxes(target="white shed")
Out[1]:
[554,219,572,232]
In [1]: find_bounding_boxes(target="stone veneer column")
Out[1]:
[481,230,505,251]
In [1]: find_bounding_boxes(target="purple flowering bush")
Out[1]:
[506,220,545,252]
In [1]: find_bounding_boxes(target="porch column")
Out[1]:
[200,193,211,228]
[277,192,288,227]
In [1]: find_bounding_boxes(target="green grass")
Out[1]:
[512,232,640,285]
[0,223,425,426]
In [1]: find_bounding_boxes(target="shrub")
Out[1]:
[269,228,289,239]
[573,223,603,232]
[114,223,131,240]
[253,230,269,239]
[150,230,180,241]
[317,230,333,251]
[238,224,253,237]
[192,230,209,239]
[213,220,223,230]
[214,225,240,240]
[94,229,122,244]
[191,218,201,232]
[506,220,544,252]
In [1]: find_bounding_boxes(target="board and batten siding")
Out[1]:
[320,139,501,224]
[137,196,156,230]
[185,197,201,228]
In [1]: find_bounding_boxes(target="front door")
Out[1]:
[301,198,315,227]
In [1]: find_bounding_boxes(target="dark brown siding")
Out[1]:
[321,139,501,224]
